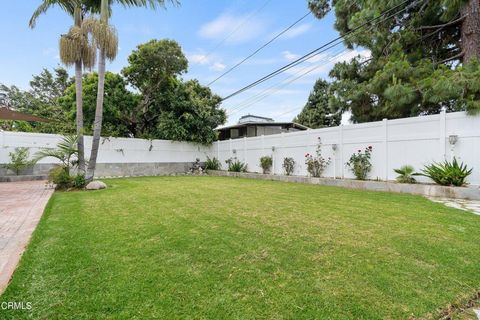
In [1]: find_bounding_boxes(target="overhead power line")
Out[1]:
[221,0,414,102]
[227,48,349,116]
[207,11,312,86]
[226,3,413,116]
[242,16,459,122]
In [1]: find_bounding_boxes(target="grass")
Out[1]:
[1,176,480,319]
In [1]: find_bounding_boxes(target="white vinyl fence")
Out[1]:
[213,111,480,185]
[1,111,479,185]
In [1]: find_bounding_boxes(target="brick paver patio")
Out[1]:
[0,180,53,294]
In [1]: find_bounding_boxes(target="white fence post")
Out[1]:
[383,118,388,181]
[272,146,275,175]
[339,125,344,179]
[243,136,247,163]
[439,110,446,160]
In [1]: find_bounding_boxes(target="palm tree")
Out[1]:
[85,0,178,181]
[30,0,178,180]
[30,1,91,175]
[59,7,97,175]
[84,0,118,181]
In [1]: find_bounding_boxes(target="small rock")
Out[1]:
[86,181,107,190]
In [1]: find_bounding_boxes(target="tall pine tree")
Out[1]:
[294,79,341,128]
[308,0,480,122]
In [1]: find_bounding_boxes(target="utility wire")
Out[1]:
[245,18,457,122]
[197,0,272,66]
[226,48,344,114]
[226,4,410,115]
[227,49,349,116]
[221,0,414,102]
[207,11,312,86]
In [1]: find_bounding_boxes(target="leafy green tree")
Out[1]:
[0,68,74,133]
[59,72,140,137]
[307,0,480,122]
[122,39,225,143]
[156,79,226,144]
[122,39,188,137]
[294,79,340,128]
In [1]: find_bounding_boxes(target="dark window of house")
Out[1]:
[247,126,256,137]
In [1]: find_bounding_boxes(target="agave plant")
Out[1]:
[34,135,79,175]
[226,158,247,173]
[419,158,473,186]
[394,165,416,184]
[205,156,221,171]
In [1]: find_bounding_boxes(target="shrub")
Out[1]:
[226,158,247,172]
[73,174,87,188]
[37,135,82,190]
[346,146,373,180]
[34,134,79,175]
[419,158,472,186]
[305,143,330,177]
[259,156,273,174]
[3,147,35,175]
[48,166,73,190]
[394,165,416,184]
[283,157,295,176]
[205,156,221,170]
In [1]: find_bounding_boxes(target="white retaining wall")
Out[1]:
[1,111,479,185]
[213,111,480,185]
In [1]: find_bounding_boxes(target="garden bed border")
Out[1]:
[207,170,480,200]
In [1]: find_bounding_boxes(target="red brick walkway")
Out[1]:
[0,181,53,294]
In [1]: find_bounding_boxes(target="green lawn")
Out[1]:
[1,176,480,319]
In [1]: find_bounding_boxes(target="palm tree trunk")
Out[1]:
[75,60,86,174]
[86,49,106,181]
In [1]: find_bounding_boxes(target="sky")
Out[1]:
[0,1,368,126]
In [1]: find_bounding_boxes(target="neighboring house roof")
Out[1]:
[216,122,309,131]
[238,114,274,124]
[0,106,50,122]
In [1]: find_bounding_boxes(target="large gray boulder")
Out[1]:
[85,180,107,190]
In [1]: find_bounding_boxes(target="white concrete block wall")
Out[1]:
[0,132,212,165]
[1,111,479,185]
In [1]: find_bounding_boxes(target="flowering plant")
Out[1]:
[346,146,373,180]
[305,143,330,177]
[282,157,296,176]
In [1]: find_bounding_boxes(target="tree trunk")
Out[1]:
[75,60,85,174]
[461,0,480,63]
[86,50,106,181]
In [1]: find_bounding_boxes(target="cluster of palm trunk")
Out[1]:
[29,0,176,181]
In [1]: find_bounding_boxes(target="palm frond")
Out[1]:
[33,149,65,163]
[34,135,78,166]
[113,0,179,9]
[57,134,78,155]
[29,0,78,28]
